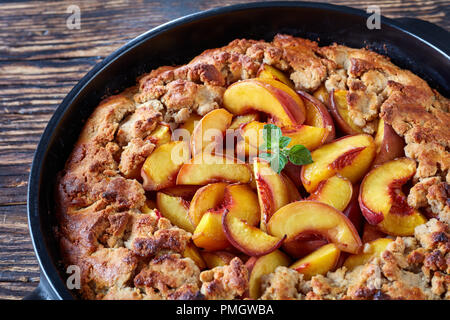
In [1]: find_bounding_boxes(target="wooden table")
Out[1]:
[0,0,448,300]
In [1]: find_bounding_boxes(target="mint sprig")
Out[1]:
[259,124,313,173]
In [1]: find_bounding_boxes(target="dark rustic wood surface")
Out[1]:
[0,0,448,300]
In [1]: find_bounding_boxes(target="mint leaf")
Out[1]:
[259,142,268,152]
[273,153,288,174]
[259,124,313,174]
[259,152,275,162]
[288,145,313,165]
[267,153,287,174]
[279,136,291,149]
[263,124,282,137]
[262,124,282,150]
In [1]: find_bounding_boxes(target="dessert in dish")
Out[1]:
[56,34,449,300]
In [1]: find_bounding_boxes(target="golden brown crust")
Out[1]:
[260,267,304,300]
[56,34,449,300]
[134,253,201,300]
[199,257,248,300]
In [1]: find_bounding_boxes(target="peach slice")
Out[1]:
[190,108,233,155]
[334,252,349,270]
[312,84,329,104]
[192,183,261,252]
[245,250,291,299]
[290,243,340,279]
[148,124,172,146]
[343,238,393,270]
[178,113,202,135]
[240,121,326,152]
[342,183,363,234]
[141,199,157,213]
[142,141,190,191]
[307,175,353,212]
[282,173,302,202]
[267,201,362,254]
[257,63,294,88]
[362,223,386,243]
[254,159,290,231]
[373,118,405,166]
[301,134,376,193]
[193,210,230,251]
[297,89,335,143]
[283,237,328,259]
[176,152,252,185]
[223,78,305,127]
[223,183,260,226]
[189,182,228,226]
[201,251,236,268]
[156,192,195,233]
[359,158,427,236]
[229,113,260,130]
[329,90,364,135]
[183,241,206,270]
[238,121,266,155]
[147,199,157,209]
[160,185,200,200]
[222,211,285,256]
[235,139,259,161]
[281,125,327,151]
[282,162,303,188]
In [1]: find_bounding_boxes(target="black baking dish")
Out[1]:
[26,1,450,299]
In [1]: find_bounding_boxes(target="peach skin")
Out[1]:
[268,201,362,254]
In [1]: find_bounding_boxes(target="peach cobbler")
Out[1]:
[56,34,449,300]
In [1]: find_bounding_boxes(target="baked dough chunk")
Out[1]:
[260,267,305,300]
[199,257,248,300]
[134,253,201,300]
[82,247,138,300]
[124,211,191,258]
[320,45,439,132]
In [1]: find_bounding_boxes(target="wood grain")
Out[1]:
[0,0,448,300]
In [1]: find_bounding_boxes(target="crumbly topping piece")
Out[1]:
[408,177,450,224]
[134,253,201,300]
[271,34,331,91]
[116,104,161,146]
[83,247,138,300]
[78,95,136,145]
[320,44,437,132]
[260,267,305,300]
[200,257,248,300]
[381,83,449,189]
[118,138,155,179]
[102,286,144,300]
[125,212,191,258]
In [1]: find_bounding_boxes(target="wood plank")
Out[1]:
[0,58,99,114]
[0,281,38,300]
[0,205,39,288]
[0,0,448,61]
[0,58,99,204]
